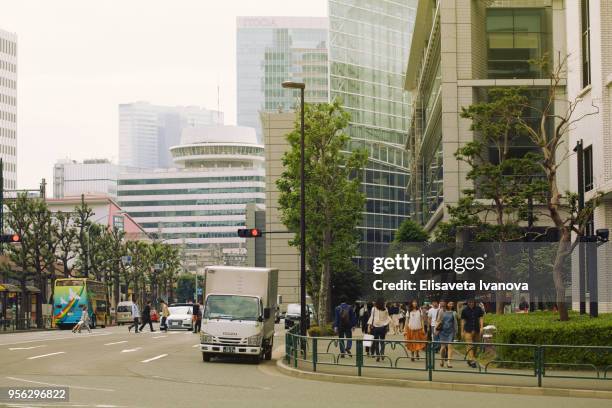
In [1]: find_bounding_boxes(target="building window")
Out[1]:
[584,145,593,192]
[581,0,591,88]
[487,8,550,79]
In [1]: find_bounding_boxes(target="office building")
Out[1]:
[119,102,223,169]
[0,28,17,190]
[236,16,328,140]
[328,0,416,268]
[261,111,300,311]
[405,0,567,231]
[117,126,264,264]
[566,0,612,312]
[53,159,135,199]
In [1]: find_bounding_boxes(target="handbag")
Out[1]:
[363,333,374,348]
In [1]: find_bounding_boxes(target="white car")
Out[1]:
[166,306,193,330]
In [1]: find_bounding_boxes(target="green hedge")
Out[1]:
[483,312,612,368]
[307,324,335,337]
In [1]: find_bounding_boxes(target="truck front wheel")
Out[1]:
[202,352,211,362]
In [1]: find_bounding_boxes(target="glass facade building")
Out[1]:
[328,0,417,268]
[118,126,264,263]
[236,17,328,141]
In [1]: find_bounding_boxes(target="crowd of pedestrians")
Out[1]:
[334,297,485,368]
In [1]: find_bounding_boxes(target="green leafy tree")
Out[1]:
[394,220,429,243]
[277,100,367,325]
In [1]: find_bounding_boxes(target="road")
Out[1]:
[0,324,605,408]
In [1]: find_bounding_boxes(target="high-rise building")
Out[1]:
[118,102,223,169]
[261,111,301,311]
[53,158,136,199]
[405,0,567,231]
[0,28,17,190]
[117,126,264,264]
[236,16,328,140]
[328,0,416,269]
[566,0,612,312]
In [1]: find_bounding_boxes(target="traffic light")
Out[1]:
[237,228,262,238]
[0,234,21,243]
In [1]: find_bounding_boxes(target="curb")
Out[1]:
[275,360,612,400]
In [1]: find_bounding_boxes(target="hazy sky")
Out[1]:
[2,0,327,190]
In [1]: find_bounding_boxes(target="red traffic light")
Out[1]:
[0,234,21,243]
[237,228,262,238]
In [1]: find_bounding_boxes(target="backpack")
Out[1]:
[339,306,351,328]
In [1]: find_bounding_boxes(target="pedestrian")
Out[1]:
[333,297,357,358]
[404,299,426,361]
[72,305,91,333]
[518,297,529,313]
[388,303,400,335]
[193,300,201,333]
[461,298,484,368]
[159,299,169,332]
[138,300,156,332]
[398,303,407,332]
[436,301,458,368]
[128,297,140,333]
[367,298,391,362]
[427,300,441,352]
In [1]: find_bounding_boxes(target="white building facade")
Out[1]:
[119,102,224,169]
[0,28,17,190]
[117,126,264,263]
[53,159,136,199]
[566,0,612,312]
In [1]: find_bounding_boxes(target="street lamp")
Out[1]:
[282,80,307,336]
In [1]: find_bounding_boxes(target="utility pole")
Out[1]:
[574,140,586,314]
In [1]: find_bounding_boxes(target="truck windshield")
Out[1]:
[204,295,260,321]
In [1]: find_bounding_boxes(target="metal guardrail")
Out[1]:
[285,326,612,387]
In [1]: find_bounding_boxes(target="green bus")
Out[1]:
[53,278,108,329]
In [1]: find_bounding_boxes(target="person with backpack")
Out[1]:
[333,297,357,358]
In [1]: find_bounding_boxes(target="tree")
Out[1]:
[448,87,548,313]
[394,220,429,243]
[277,100,367,325]
[53,210,78,278]
[513,57,599,321]
[73,196,94,278]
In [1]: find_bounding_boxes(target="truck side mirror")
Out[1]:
[263,307,271,319]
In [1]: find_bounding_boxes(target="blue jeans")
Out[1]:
[432,330,441,352]
[338,327,352,353]
[371,326,387,356]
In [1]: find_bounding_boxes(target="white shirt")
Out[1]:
[131,303,140,318]
[427,307,440,327]
[407,310,423,330]
[367,307,392,328]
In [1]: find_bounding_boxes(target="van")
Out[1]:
[116,301,133,325]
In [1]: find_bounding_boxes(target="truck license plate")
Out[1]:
[223,346,236,353]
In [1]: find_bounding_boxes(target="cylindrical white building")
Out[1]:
[117,126,264,263]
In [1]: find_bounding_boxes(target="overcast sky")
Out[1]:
[2,0,327,191]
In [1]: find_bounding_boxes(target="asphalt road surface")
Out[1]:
[0,325,606,408]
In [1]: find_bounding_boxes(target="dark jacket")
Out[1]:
[334,303,357,329]
[142,305,151,322]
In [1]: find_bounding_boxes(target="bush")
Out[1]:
[483,312,612,368]
[308,324,335,337]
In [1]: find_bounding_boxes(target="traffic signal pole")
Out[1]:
[1,158,3,255]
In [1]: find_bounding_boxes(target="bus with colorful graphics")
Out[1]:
[53,278,108,329]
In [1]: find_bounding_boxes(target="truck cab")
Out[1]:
[200,266,278,363]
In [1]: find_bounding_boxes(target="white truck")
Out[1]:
[199,266,278,363]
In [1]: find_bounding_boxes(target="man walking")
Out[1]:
[333,297,357,358]
[138,301,156,332]
[159,299,169,332]
[128,297,140,333]
[427,300,441,352]
[461,298,484,368]
[193,300,202,333]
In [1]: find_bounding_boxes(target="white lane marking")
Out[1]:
[6,376,115,392]
[170,331,181,334]
[9,345,47,351]
[141,354,168,363]
[0,332,111,347]
[104,341,128,346]
[152,335,167,339]
[192,344,200,348]
[27,351,65,360]
[120,347,141,353]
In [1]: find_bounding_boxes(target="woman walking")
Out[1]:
[72,305,91,333]
[437,301,458,368]
[404,299,426,361]
[367,298,392,362]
